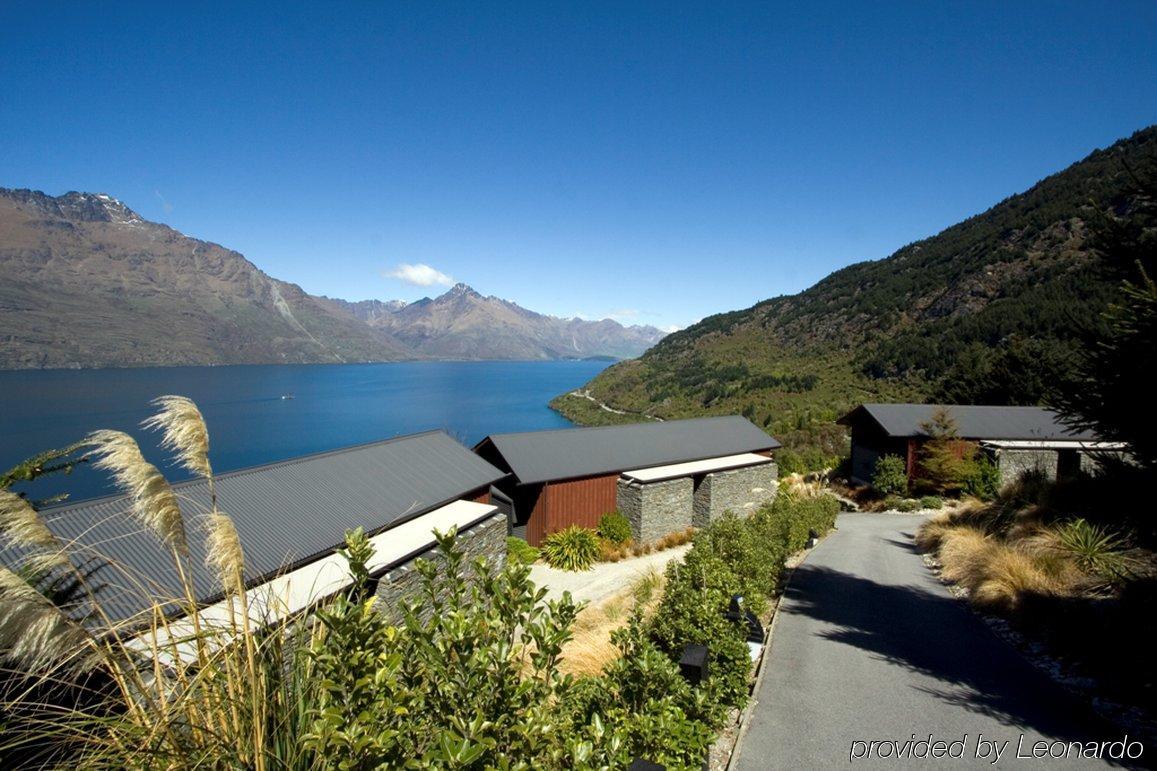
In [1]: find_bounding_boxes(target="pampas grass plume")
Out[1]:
[0,567,93,670]
[0,490,67,572]
[143,395,212,479]
[86,429,188,553]
[205,512,246,597]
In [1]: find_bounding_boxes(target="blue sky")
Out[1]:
[2,3,1155,331]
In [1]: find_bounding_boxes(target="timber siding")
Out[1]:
[522,474,619,544]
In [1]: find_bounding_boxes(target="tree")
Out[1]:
[1051,178,1157,470]
[917,408,979,495]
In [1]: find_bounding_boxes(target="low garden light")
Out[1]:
[679,643,709,685]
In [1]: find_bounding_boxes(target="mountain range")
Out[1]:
[553,126,1157,451]
[0,189,665,369]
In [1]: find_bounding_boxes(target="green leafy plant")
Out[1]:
[872,454,909,496]
[896,498,920,512]
[962,454,1002,500]
[541,525,601,571]
[597,511,633,544]
[1053,518,1136,582]
[920,496,943,510]
[506,535,540,566]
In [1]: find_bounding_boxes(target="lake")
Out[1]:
[0,360,609,504]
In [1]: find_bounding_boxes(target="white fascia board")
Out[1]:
[621,452,772,483]
[128,499,498,664]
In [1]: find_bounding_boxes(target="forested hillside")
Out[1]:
[554,126,1157,465]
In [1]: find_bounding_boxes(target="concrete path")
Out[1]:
[529,544,689,605]
[734,513,1145,770]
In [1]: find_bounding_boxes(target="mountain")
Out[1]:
[553,126,1157,448]
[339,283,666,360]
[0,189,415,369]
[0,189,666,368]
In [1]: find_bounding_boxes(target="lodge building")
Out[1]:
[474,416,781,546]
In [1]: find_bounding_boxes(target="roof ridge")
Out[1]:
[45,429,456,512]
[484,414,746,442]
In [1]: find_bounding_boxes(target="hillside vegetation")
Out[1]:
[556,127,1157,452]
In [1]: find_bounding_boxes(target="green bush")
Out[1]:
[920,495,944,510]
[597,511,633,544]
[541,525,601,571]
[872,454,909,496]
[1054,518,1137,582]
[962,454,1002,500]
[776,447,843,476]
[896,498,920,512]
[306,529,581,767]
[506,535,539,566]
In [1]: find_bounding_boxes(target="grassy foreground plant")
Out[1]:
[542,525,601,571]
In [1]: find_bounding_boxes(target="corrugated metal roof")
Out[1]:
[2,431,506,622]
[478,416,780,485]
[838,404,1099,441]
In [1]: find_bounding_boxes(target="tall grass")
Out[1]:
[0,396,320,769]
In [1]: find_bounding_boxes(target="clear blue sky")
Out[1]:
[2,2,1155,331]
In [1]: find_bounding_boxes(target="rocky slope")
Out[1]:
[556,126,1157,436]
[0,190,665,368]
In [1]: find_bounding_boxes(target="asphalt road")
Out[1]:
[733,512,1147,770]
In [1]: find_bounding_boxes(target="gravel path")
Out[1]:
[733,513,1142,769]
[528,544,690,605]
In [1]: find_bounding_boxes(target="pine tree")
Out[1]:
[1051,178,1156,470]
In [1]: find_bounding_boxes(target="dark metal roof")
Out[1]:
[3,431,505,622]
[837,404,1099,441]
[476,416,781,485]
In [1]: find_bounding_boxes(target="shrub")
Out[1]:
[920,495,944,510]
[896,498,920,512]
[962,454,1002,500]
[506,535,539,566]
[872,454,909,496]
[542,525,601,571]
[597,511,633,544]
[1052,518,1136,583]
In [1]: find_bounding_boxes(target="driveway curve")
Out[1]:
[734,512,1146,769]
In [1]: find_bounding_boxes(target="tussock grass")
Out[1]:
[558,569,665,677]
[597,527,695,563]
[917,476,1138,618]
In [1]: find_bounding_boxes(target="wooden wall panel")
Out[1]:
[522,484,549,546]
[544,474,619,535]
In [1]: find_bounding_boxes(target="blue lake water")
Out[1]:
[0,360,609,504]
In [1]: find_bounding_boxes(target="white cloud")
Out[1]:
[606,308,640,321]
[385,263,455,287]
[660,324,683,334]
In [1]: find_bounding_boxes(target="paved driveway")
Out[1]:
[733,513,1146,769]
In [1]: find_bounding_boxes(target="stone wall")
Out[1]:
[692,462,779,527]
[617,477,694,543]
[373,511,506,623]
[996,449,1058,487]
